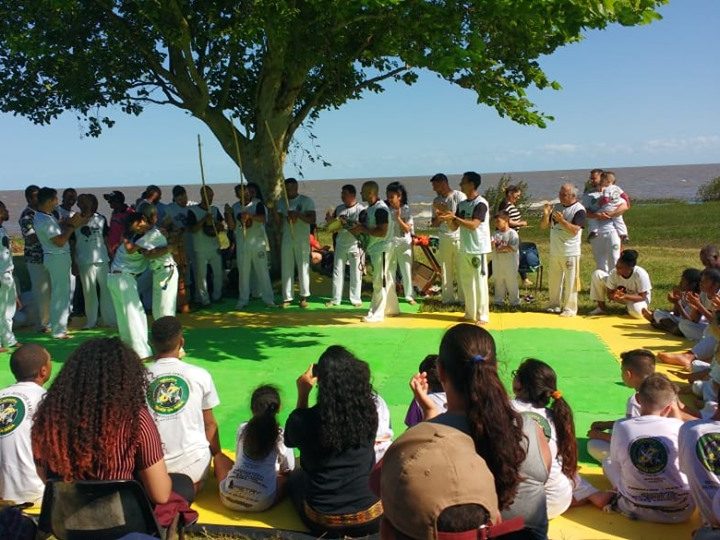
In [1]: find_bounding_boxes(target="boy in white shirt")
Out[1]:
[492,211,520,307]
[0,344,52,504]
[0,201,19,352]
[602,373,694,523]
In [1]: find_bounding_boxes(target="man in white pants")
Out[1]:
[589,249,652,318]
[74,194,115,329]
[325,184,364,308]
[438,171,491,324]
[351,181,398,322]
[541,183,586,317]
[430,173,466,305]
[19,185,50,333]
[186,186,225,306]
[34,188,86,339]
[0,201,19,352]
[276,178,316,309]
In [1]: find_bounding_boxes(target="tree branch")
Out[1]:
[351,65,409,93]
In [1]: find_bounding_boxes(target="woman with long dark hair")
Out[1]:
[411,324,551,540]
[285,345,381,537]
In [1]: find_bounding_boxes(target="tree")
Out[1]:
[0,0,665,203]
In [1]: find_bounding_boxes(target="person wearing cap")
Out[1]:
[105,190,135,257]
[34,187,87,339]
[430,173,466,305]
[0,344,52,504]
[275,178,316,309]
[19,184,50,333]
[0,201,20,352]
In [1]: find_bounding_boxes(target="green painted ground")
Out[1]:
[0,321,630,465]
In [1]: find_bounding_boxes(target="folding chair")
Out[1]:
[37,479,162,540]
[519,242,543,293]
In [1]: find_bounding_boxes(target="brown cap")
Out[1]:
[380,422,499,540]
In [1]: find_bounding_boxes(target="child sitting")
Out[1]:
[643,267,702,336]
[492,211,520,307]
[404,355,447,428]
[218,385,295,511]
[602,373,694,523]
[678,268,720,341]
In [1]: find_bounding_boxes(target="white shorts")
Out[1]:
[172,449,211,484]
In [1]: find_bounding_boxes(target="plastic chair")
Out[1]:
[519,242,543,292]
[37,479,162,540]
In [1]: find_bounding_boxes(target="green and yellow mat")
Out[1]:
[0,277,700,540]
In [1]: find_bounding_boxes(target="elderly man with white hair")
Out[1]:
[541,183,586,317]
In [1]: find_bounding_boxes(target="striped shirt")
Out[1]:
[498,201,522,230]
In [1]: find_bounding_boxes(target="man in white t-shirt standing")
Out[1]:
[146,316,229,492]
[430,173,466,305]
[540,183,586,317]
[0,344,52,504]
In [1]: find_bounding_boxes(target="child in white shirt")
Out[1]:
[492,211,520,307]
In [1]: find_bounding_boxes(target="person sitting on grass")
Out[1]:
[404,354,447,428]
[642,267,702,336]
[600,373,694,523]
[589,249,651,318]
[217,385,295,512]
[676,268,720,342]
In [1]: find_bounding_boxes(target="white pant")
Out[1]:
[194,248,223,304]
[366,249,399,320]
[0,271,17,347]
[493,255,520,306]
[458,253,490,323]
[26,261,50,330]
[589,269,648,318]
[388,239,414,301]
[152,264,178,318]
[44,252,71,337]
[107,272,152,358]
[168,448,211,484]
[548,254,580,315]
[331,245,362,305]
[590,230,621,273]
[437,236,463,304]
[281,236,310,302]
[77,262,115,328]
[236,241,274,305]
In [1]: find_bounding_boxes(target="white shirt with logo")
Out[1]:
[136,227,174,271]
[456,195,491,255]
[364,199,393,256]
[276,194,315,243]
[188,205,223,253]
[34,211,69,255]
[74,213,109,266]
[390,204,414,245]
[493,228,520,268]
[679,419,720,526]
[0,382,46,503]
[433,190,466,240]
[145,357,220,472]
[333,202,365,253]
[231,198,270,250]
[0,226,13,274]
[549,201,585,258]
[110,236,148,275]
[606,265,652,304]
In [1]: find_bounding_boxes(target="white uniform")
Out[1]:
[19,207,50,331]
[146,356,220,483]
[604,184,629,238]
[547,201,585,316]
[231,199,274,307]
[374,394,394,463]
[107,238,151,358]
[433,190,466,304]
[590,265,652,318]
[188,205,224,305]
[492,228,520,306]
[456,195,492,323]
[136,227,178,318]
[587,393,642,463]
[276,195,315,302]
[55,205,78,307]
[0,382,46,504]
[34,211,72,337]
[219,423,295,512]
[582,190,621,273]
[603,415,694,523]
[329,202,365,306]
[0,226,18,347]
[364,199,399,322]
[679,418,720,527]
[74,213,115,328]
[388,204,414,302]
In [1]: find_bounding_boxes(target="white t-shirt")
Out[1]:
[0,226,13,274]
[626,393,642,418]
[145,357,220,472]
[606,266,652,304]
[54,205,75,222]
[374,394,394,463]
[276,194,315,243]
[456,195,491,255]
[549,201,585,258]
[333,202,365,253]
[433,190,466,239]
[74,213,109,266]
[110,236,148,275]
[231,198,270,249]
[219,422,295,512]
[609,415,691,512]
[34,211,69,255]
[390,204,414,244]
[0,382,46,503]
[188,205,224,253]
[136,227,174,271]
[492,229,520,269]
[364,199,393,256]
[678,418,720,526]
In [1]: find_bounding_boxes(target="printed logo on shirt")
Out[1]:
[0,396,25,436]
[629,437,668,474]
[522,411,552,442]
[147,375,190,415]
[695,433,720,474]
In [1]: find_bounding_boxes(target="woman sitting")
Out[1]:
[284,345,381,538]
[589,249,652,317]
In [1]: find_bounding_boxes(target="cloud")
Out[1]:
[642,135,720,152]
[540,143,579,154]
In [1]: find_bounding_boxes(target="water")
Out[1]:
[2,162,718,235]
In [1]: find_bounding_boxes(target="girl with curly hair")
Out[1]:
[31,337,192,506]
[284,345,381,537]
[410,323,552,540]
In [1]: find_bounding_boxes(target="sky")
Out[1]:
[0,1,718,190]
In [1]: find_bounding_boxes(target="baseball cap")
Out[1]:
[103,190,125,203]
[380,422,518,540]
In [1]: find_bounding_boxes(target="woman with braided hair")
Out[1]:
[31,337,193,505]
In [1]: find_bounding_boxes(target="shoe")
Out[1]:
[37,326,51,334]
[362,315,384,323]
[559,310,575,317]
[546,307,561,314]
[52,333,72,340]
[281,301,292,309]
[589,307,606,316]
[325,301,338,308]
[352,302,363,308]
[522,278,534,287]
[406,298,417,305]
[299,298,309,309]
